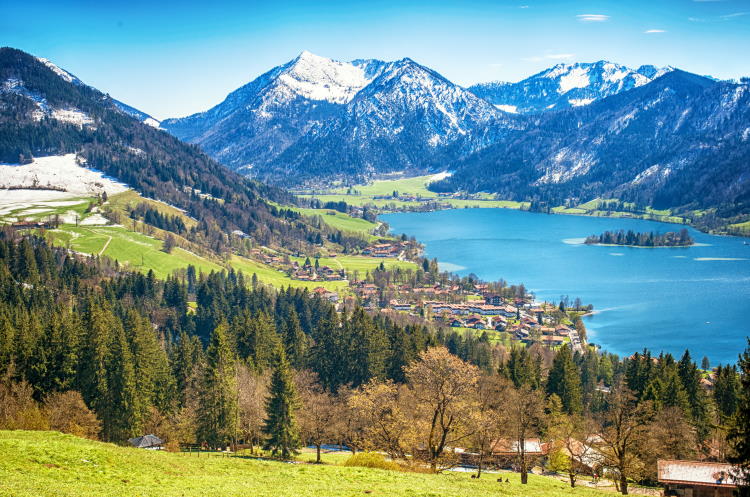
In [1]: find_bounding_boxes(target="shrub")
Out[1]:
[44,391,100,439]
[343,452,401,472]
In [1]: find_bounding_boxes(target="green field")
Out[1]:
[0,431,608,497]
[229,255,349,291]
[48,226,222,278]
[292,254,416,274]
[332,174,440,197]
[298,175,530,212]
[291,207,379,237]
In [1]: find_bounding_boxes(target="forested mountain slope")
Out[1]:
[0,47,343,253]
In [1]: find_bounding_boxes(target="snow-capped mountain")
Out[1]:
[468,61,673,114]
[161,51,514,183]
[435,70,750,216]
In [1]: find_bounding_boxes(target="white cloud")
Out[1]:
[521,53,575,62]
[690,11,747,21]
[644,29,666,33]
[577,14,610,22]
[519,5,529,8]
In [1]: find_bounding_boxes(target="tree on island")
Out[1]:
[585,228,693,247]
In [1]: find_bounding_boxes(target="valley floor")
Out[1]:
[0,431,610,497]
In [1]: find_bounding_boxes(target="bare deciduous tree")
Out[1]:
[237,364,269,453]
[503,384,545,484]
[404,347,479,471]
[595,383,655,495]
[296,370,340,463]
[348,378,410,460]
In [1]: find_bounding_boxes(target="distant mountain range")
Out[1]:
[435,70,750,216]
[3,47,749,228]
[160,52,748,224]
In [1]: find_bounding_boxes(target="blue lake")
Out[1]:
[382,208,750,364]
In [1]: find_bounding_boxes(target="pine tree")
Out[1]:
[547,344,583,414]
[196,321,239,448]
[728,340,750,495]
[262,346,301,459]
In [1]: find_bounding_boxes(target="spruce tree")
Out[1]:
[105,323,142,442]
[547,344,583,414]
[262,346,301,459]
[728,340,750,496]
[196,321,239,448]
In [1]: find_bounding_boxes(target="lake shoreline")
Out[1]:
[382,207,749,364]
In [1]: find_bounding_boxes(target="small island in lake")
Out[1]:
[585,228,694,247]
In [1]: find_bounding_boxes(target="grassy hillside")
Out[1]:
[0,431,607,497]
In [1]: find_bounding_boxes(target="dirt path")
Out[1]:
[98,235,112,256]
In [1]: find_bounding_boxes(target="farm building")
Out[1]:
[658,460,738,497]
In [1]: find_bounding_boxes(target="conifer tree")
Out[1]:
[104,323,142,442]
[262,346,301,459]
[728,340,750,496]
[546,344,583,414]
[196,321,239,447]
[714,365,740,423]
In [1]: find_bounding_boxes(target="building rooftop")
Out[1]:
[657,460,738,487]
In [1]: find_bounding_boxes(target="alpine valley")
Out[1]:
[162,51,750,232]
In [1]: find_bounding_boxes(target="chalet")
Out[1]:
[390,300,412,312]
[311,287,339,303]
[541,335,566,347]
[469,304,505,315]
[492,315,508,330]
[450,319,465,328]
[484,294,503,306]
[658,460,738,497]
[499,305,518,318]
[362,242,404,258]
[491,438,548,457]
[556,325,573,336]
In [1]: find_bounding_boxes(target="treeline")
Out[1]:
[128,204,188,236]
[585,229,693,247]
[0,234,748,494]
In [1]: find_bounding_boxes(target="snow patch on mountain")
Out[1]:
[0,154,129,195]
[36,57,81,85]
[558,67,590,93]
[569,98,595,107]
[51,108,94,127]
[495,104,518,113]
[275,51,374,104]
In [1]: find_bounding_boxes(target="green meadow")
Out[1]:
[47,225,222,278]
[0,431,609,497]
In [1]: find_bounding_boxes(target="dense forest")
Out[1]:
[585,229,694,247]
[0,233,748,494]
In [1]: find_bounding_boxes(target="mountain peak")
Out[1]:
[470,60,677,112]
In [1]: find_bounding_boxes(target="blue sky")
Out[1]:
[4,0,748,119]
